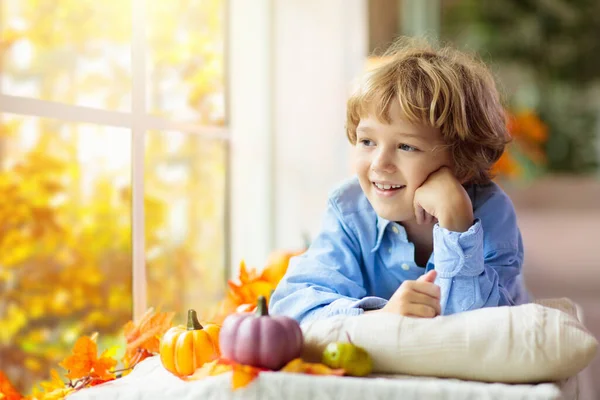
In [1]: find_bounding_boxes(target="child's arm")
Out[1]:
[269,199,382,324]
[414,167,527,314]
[432,195,526,314]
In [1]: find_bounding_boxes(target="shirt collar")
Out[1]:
[372,215,410,253]
[372,215,391,253]
[370,184,479,253]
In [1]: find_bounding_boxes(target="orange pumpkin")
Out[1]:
[159,309,220,377]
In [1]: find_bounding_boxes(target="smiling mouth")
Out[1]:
[372,182,406,191]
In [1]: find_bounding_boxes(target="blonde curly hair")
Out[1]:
[346,37,510,184]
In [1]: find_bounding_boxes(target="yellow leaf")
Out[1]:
[281,358,345,376]
[186,360,231,381]
[231,364,261,390]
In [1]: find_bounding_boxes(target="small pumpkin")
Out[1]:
[219,295,303,370]
[160,309,220,377]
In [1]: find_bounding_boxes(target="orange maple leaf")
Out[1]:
[237,260,260,283]
[0,370,23,400]
[123,308,175,368]
[227,278,273,306]
[59,336,117,381]
[210,250,304,324]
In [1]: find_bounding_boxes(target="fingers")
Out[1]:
[403,292,441,316]
[405,279,440,299]
[404,303,439,318]
[414,203,436,225]
[415,204,425,225]
[383,278,442,318]
[417,270,437,284]
[423,211,435,225]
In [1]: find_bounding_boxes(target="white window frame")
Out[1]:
[0,0,231,321]
[1,0,377,320]
[227,0,275,275]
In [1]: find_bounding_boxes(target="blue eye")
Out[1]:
[399,144,418,152]
[359,139,375,147]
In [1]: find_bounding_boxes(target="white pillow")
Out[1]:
[301,298,598,383]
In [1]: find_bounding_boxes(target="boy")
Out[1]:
[270,38,530,324]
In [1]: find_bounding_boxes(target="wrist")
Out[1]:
[438,213,474,232]
[437,198,474,232]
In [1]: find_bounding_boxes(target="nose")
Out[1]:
[371,147,396,174]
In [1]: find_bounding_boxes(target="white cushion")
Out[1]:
[301,298,598,383]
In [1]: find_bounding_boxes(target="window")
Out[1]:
[0,0,227,394]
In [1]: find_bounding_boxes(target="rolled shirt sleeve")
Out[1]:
[433,189,527,315]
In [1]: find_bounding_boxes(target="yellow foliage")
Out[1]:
[1,0,226,395]
[0,304,28,345]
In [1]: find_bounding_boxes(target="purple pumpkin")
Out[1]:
[219,295,303,370]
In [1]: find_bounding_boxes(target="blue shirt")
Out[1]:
[270,176,530,325]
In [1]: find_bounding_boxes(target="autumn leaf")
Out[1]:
[281,358,345,376]
[186,359,232,381]
[237,260,259,284]
[210,252,303,324]
[28,369,74,400]
[227,260,273,305]
[122,308,175,368]
[38,370,65,393]
[227,279,273,307]
[0,370,23,400]
[28,386,73,400]
[186,359,264,390]
[260,250,304,285]
[231,363,262,390]
[59,336,117,381]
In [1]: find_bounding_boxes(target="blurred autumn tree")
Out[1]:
[0,0,225,394]
[442,0,600,174]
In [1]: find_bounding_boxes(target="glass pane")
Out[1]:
[145,131,227,324]
[0,0,132,111]
[0,113,132,394]
[147,0,225,125]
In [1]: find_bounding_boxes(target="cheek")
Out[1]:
[352,151,371,173]
[401,160,432,188]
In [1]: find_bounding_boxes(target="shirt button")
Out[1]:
[401,263,410,270]
[388,248,393,254]
[392,226,399,234]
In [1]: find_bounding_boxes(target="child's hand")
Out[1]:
[379,270,441,318]
[413,166,474,232]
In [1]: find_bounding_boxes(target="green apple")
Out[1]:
[321,341,373,377]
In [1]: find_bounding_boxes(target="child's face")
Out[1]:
[353,100,453,222]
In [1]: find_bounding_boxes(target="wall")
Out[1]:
[272,0,368,251]
[229,0,368,269]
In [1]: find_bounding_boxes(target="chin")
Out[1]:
[372,206,412,222]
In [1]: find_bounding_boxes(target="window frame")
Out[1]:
[0,0,233,320]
